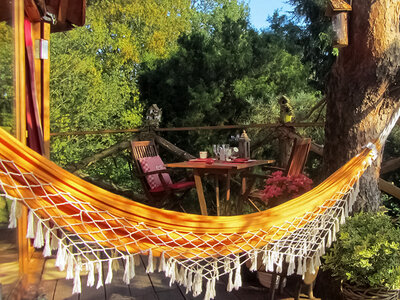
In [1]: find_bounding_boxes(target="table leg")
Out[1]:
[215,175,220,216]
[194,170,208,216]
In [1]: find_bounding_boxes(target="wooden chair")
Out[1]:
[130,140,195,210]
[244,138,312,211]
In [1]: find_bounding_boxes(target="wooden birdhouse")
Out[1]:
[239,130,251,159]
[326,0,352,48]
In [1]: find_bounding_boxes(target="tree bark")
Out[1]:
[324,0,400,211]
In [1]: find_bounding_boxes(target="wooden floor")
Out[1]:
[0,228,299,300]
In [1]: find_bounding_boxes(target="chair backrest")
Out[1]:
[285,138,311,177]
[131,140,172,193]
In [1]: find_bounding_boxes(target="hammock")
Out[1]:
[0,109,397,299]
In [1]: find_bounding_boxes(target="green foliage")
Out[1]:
[323,212,400,290]
[0,21,14,131]
[139,2,320,156]
[50,1,193,186]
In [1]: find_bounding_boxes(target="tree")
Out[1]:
[291,0,400,211]
[323,0,400,211]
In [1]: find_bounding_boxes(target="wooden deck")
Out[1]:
[0,228,300,300]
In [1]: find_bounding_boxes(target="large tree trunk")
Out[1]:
[324,0,400,212]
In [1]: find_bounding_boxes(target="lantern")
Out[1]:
[239,130,251,159]
[326,0,352,48]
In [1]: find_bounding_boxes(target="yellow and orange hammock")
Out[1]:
[0,109,397,299]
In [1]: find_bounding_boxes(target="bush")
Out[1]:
[323,212,400,290]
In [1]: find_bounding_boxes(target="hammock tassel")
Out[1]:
[168,259,177,286]
[276,254,283,273]
[223,257,231,273]
[8,199,17,229]
[233,257,242,290]
[287,255,295,276]
[105,260,113,284]
[43,227,52,257]
[296,256,303,275]
[204,278,216,300]
[249,250,258,272]
[66,254,74,280]
[177,265,185,285]
[146,249,154,273]
[87,261,95,287]
[26,210,35,238]
[33,220,44,248]
[213,259,219,280]
[50,229,58,251]
[123,255,130,284]
[192,268,203,297]
[185,270,193,294]
[96,262,103,289]
[129,255,135,279]
[55,241,67,271]
[158,251,166,272]
[72,262,82,294]
[227,270,233,292]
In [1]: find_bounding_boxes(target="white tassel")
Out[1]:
[33,220,44,248]
[87,261,95,287]
[72,262,82,294]
[287,255,295,276]
[192,269,203,297]
[26,210,35,238]
[96,262,103,289]
[66,254,74,280]
[43,227,52,257]
[158,251,166,272]
[105,260,113,284]
[224,257,230,273]
[340,209,345,225]
[182,268,188,288]
[185,270,193,294]
[227,270,233,292]
[8,200,17,228]
[146,249,154,273]
[204,280,212,300]
[177,265,185,285]
[129,255,136,279]
[213,260,219,280]
[233,257,242,290]
[50,230,59,251]
[55,241,67,271]
[296,256,303,275]
[168,260,177,286]
[123,256,130,284]
[211,277,216,299]
[276,254,283,273]
[249,251,258,272]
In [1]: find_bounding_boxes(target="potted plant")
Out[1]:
[323,212,400,300]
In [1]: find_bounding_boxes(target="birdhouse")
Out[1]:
[326,0,352,48]
[238,130,251,159]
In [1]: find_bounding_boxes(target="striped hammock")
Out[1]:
[0,108,398,299]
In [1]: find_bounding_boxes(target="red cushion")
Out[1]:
[139,156,172,189]
[150,181,195,193]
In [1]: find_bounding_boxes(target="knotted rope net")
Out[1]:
[0,107,398,299]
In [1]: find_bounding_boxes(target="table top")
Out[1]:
[166,159,275,170]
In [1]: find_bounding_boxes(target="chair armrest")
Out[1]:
[261,166,285,172]
[142,169,172,176]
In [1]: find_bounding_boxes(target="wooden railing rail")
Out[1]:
[50,122,325,136]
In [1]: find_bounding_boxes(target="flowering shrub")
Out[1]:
[262,171,313,204]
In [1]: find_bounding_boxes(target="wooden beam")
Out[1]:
[381,157,400,175]
[42,22,51,158]
[379,178,400,199]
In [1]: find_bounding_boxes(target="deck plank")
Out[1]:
[127,256,157,300]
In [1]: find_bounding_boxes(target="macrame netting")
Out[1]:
[0,108,399,299]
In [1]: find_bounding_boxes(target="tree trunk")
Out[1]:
[324,0,400,212]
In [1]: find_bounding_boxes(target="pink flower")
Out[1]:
[262,171,313,205]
